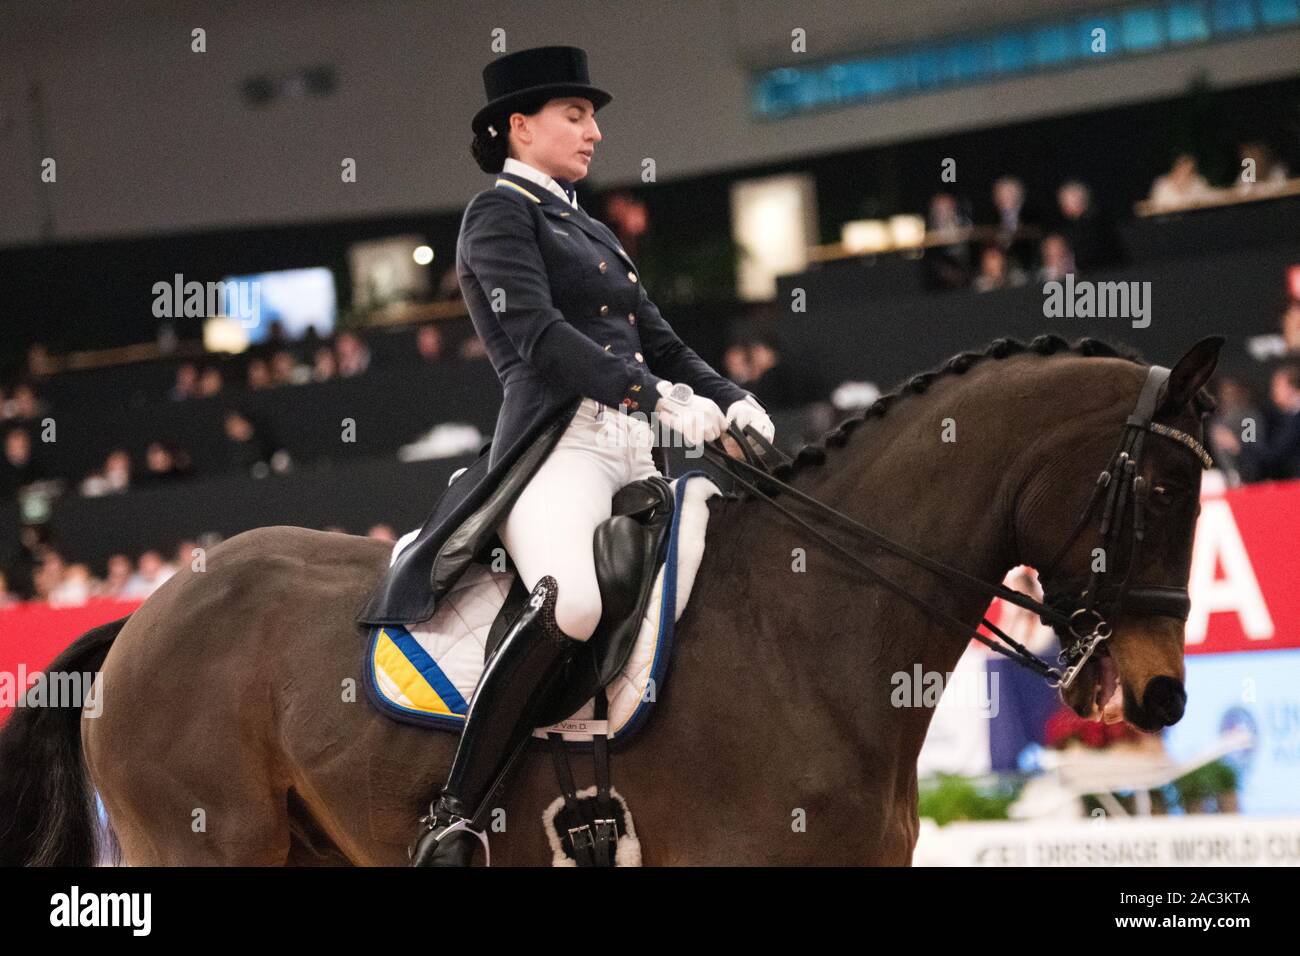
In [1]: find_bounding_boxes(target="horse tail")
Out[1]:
[0,613,131,866]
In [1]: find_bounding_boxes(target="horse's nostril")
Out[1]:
[1142,676,1187,726]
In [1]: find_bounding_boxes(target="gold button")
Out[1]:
[627,271,637,282]
[598,261,608,272]
[634,351,643,362]
[628,313,636,324]
[599,304,609,315]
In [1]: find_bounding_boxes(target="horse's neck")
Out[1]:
[697,386,1026,763]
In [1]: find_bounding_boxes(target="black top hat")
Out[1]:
[472,45,612,138]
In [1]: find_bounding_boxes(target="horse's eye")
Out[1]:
[1149,483,1179,505]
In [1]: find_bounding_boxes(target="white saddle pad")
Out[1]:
[367,473,721,742]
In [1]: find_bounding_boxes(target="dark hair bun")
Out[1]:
[471,123,508,174]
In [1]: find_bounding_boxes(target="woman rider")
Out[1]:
[411,45,774,865]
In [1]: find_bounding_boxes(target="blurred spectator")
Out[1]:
[312,346,337,382]
[1245,299,1300,362]
[247,357,273,390]
[335,331,371,377]
[416,324,444,363]
[1036,233,1076,283]
[1235,140,1289,195]
[722,337,799,409]
[368,523,397,542]
[49,562,94,608]
[138,441,193,486]
[924,192,974,290]
[270,349,311,386]
[989,176,1039,269]
[81,448,132,497]
[724,343,753,385]
[2,428,45,499]
[1213,363,1300,482]
[3,383,43,421]
[222,409,288,477]
[973,244,1027,292]
[0,571,18,608]
[198,365,224,397]
[171,362,200,401]
[269,350,294,386]
[1054,180,1120,270]
[120,550,176,599]
[174,540,199,572]
[96,554,135,598]
[222,409,271,473]
[1208,376,1265,484]
[1,524,51,599]
[1148,154,1214,211]
[605,190,649,259]
[32,549,68,603]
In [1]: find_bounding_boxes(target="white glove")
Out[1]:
[725,394,775,442]
[655,380,726,445]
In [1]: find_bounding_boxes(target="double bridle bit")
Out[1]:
[701,365,1211,690]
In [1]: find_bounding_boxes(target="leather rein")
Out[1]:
[698,365,1212,690]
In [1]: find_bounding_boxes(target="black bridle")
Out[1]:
[699,365,1212,690]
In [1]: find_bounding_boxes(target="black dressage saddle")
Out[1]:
[482,474,676,728]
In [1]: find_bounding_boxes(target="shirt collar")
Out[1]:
[501,157,577,209]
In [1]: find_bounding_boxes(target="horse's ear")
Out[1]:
[1157,336,1224,416]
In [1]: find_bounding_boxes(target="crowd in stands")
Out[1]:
[1147,141,1291,211]
[1208,298,1300,484]
[0,522,401,608]
[923,140,1292,294]
[924,174,1123,293]
[0,321,470,501]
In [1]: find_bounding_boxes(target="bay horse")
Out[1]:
[0,334,1220,865]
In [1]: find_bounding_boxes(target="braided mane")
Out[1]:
[767,334,1151,486]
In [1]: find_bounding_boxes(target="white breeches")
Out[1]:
[496,397,661,642]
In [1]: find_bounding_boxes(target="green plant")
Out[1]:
[917,774,1020,826]
[1172,758,1239,808]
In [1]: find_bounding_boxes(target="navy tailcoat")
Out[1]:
[356,170,756,626]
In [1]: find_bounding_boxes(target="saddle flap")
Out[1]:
[529,475,676,727]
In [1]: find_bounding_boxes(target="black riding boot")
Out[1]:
[409,575,578,866]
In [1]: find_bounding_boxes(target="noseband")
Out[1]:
[701,364,1211,690]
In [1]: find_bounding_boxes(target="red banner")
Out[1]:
[1182,478,1300,654]
[0,599,142,713]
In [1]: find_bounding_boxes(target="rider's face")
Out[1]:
[510,97,600,183]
